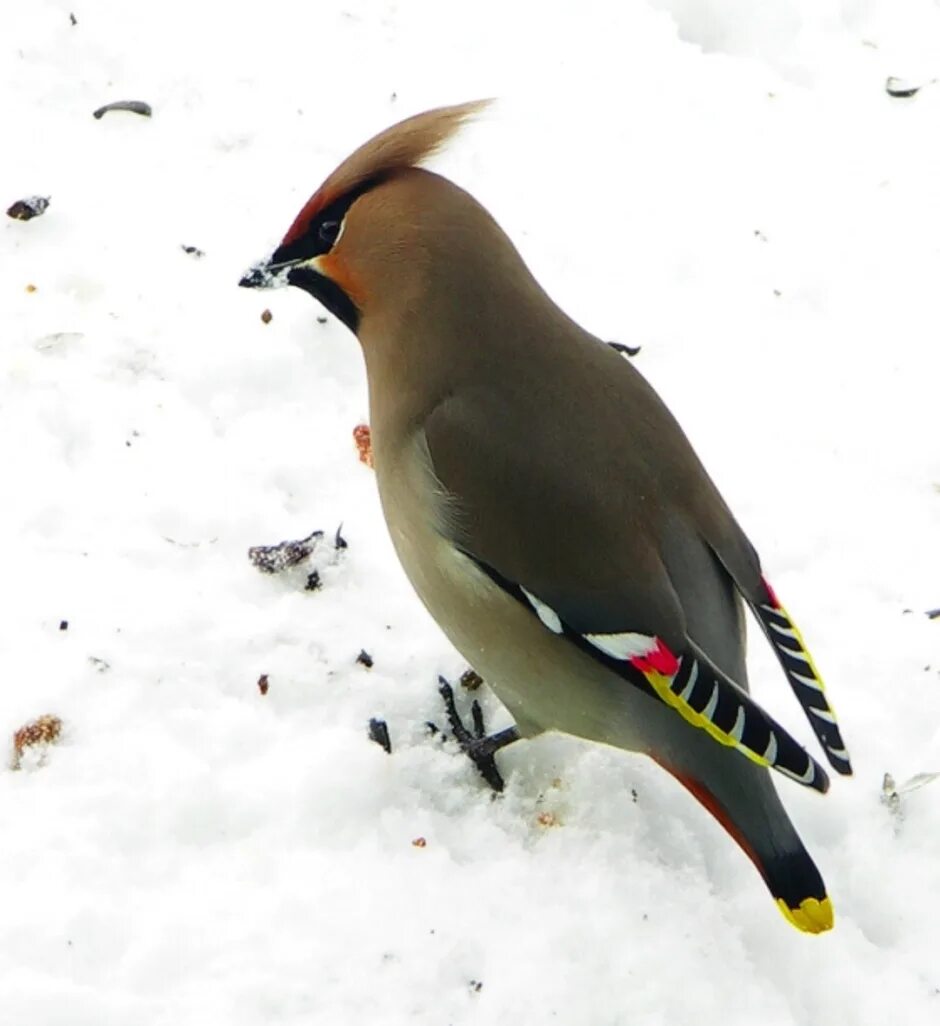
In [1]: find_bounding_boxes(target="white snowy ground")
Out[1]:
[3,1,940,1023]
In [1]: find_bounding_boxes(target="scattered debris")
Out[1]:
[882,770,940,821]
[25,284,37,293]
[257,673,269,696]
[181,244,205,259]
[368,718,392,754]
[249,529,325,574]
[93,100,153,120]
[69,12,77,26]
[356,649,374,669]
[7,196,49,221]
[316,315,328,325]
[59,620,68,631]
[353,424,374,468]
[88,656,110,673]
[459,669,483,691]
[753,229,768,242]
[885,76,931,99]
[12,715,63,770]
[537,811,560,828]
[881,773,901,816]
[608,340,642,357]
[469,980,483,994]
[260,308,273,324]
[926,607,940,620]
[411,836,427,848]
[248,524,347,590]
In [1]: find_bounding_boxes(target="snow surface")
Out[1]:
[3,1,940,1023]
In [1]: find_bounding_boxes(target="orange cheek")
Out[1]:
[314,251,365,308]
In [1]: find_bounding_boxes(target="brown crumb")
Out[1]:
[257,674,269,696]
[12,714,63,770]
[353,424,374,468]
[459,669,483,691]
[25,284,37,293]
[412,836,427,848]
[261,308,273,324]
[536,811,560,828]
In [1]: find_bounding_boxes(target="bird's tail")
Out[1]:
[654,748,833,933]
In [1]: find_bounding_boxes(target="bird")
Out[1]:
[240,100,852,934]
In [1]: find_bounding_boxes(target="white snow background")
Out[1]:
[3,1,940,1023]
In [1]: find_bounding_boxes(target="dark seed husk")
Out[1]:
[93,100,153,119]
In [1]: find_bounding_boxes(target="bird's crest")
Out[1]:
[281,100,491,246]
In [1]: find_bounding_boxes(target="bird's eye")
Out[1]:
[318,219,341,245]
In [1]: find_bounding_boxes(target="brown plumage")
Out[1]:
[240,102,852,934]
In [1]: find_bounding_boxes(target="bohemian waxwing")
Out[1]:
[240,101,851,934]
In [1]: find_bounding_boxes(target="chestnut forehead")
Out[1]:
[281,188,338,247]
[280,175,388,248]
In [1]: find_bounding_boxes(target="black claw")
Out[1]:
[470,700,486,739]
[437,676,520,793]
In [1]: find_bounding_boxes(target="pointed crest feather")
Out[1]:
[282,100,492,246]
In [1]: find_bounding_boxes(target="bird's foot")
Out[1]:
[436,676,519,793]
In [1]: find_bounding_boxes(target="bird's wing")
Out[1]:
[698,518,853,776]
[422,392,829,794]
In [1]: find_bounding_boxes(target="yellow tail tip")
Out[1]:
[776,896,834,934]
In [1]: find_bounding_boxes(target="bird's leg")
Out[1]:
[437,676,520,793]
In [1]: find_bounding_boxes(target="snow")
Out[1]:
[3,1,940,1022]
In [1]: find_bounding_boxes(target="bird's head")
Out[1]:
[240,100,494,337]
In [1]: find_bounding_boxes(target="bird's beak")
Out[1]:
[238,248,360,332]
[238,256,297,290]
